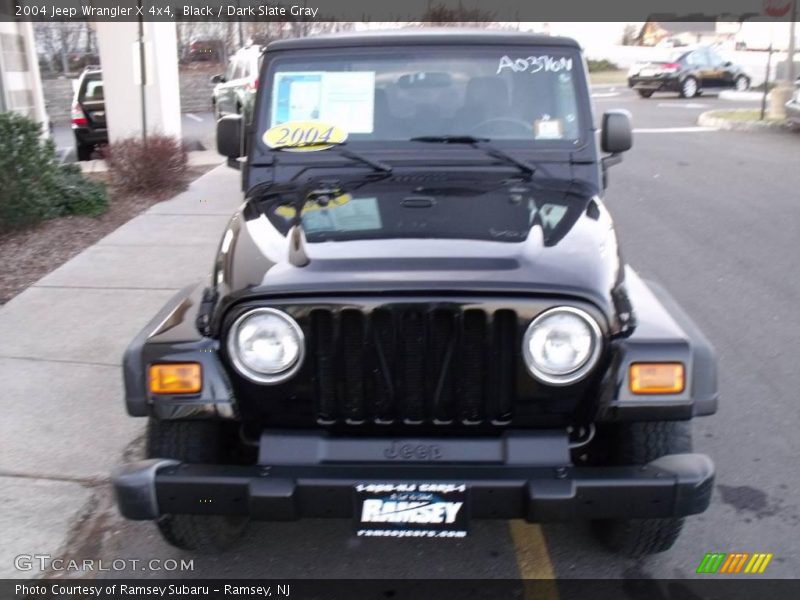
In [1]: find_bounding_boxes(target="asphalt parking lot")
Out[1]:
[10,86,800,583]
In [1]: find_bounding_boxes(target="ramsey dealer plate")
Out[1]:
[355,483,468,538]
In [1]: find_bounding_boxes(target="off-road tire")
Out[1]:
[680,76,698,98]
[591,421,692,557]
[637,89,655,98]
[147,419,249,554]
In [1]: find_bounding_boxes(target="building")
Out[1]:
[0,1,49,127]
[637,21,724,47]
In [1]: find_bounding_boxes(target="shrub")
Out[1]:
[103,135,188,197]
[0,112,107,233]
[587,59,620,73]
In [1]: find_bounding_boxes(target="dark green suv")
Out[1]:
[211,45,263,124]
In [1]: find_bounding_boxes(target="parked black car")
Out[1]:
[628,46,750,98]
[71,66,106,161]
[114,31,718,557]
[786,77,800,127]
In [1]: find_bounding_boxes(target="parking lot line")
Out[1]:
[509,520,558,584]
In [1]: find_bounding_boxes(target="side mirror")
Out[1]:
[217,114,244,165]
[601,110,632,154]
[210,74,225,84]
[724,61,733,67]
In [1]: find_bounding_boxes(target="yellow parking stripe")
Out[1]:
[757,553,773,573]
[509,520,558,599]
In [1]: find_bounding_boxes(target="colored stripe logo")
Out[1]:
[697,553,773,574]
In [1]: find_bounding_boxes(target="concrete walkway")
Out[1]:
[0,165,242,578]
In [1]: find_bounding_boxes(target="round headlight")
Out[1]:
[522,307,602,385]
[227,308,305,384]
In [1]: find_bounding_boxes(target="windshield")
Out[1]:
[264,47,585,144]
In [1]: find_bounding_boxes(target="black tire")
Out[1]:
[637,89,654,98]
[76,143,93,161]
[591,421,691,557]
[147,419,249,554]
[680,76,698,99]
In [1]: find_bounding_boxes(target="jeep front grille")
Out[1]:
[309,306,517,426]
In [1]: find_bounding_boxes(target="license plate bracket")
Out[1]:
[354,482,468,539]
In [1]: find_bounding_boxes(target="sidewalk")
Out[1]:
[0,165,242,578]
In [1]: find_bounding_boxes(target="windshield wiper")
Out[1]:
[269,142,393,175]
[410,135,535,178]
[337,147,393,174]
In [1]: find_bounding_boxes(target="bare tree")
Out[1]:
[417,1,495,26]
[621,24,640,46]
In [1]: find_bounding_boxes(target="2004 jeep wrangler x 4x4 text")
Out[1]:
[113,31,717,556]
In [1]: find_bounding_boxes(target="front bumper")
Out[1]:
[113,452,714,522]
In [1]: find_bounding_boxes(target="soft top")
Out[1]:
[267,29,580,52]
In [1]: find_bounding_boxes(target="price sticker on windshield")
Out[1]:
[263,121,348,152]
[534,117,564,140]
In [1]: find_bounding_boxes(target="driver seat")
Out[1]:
[454,76,510,132]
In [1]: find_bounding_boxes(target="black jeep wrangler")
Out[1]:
[113,31,717,557]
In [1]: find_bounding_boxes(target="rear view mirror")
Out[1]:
[217,114,243,165]
[601,110,633,154]
[397,72,453,89]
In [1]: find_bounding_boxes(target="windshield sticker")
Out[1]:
[496,55,573,75]
[534,117,565,140]
[301,197,382,234]
[318,72,375,134]
[272,72,324,123]
[275,194,353,219]
[263,121,348,152]
[272,71,375,134]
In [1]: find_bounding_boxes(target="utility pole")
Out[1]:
[767,1,798,118]
[787,1,797,84]
[137,0,147,142]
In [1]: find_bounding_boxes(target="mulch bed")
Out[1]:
[0,166,213,305]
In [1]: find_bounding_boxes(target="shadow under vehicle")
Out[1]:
[113,31,718,557]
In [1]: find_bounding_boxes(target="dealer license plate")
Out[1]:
[639,68,658,77]
[355,482,468,539]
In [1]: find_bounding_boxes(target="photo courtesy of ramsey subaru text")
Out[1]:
[113,31,717,557]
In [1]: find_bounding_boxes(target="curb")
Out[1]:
[719,90,769,102]
[697,110,793,132]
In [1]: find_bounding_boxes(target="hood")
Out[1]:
[211,178,628,332]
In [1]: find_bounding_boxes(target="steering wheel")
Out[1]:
[469,117,534,136]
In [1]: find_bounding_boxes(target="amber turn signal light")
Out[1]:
[629,363,685,394]
[149,363,202,394]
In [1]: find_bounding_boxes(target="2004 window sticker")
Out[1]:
[496,55,573,75]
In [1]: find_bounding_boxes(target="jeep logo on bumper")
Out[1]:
[384,441,442,461]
